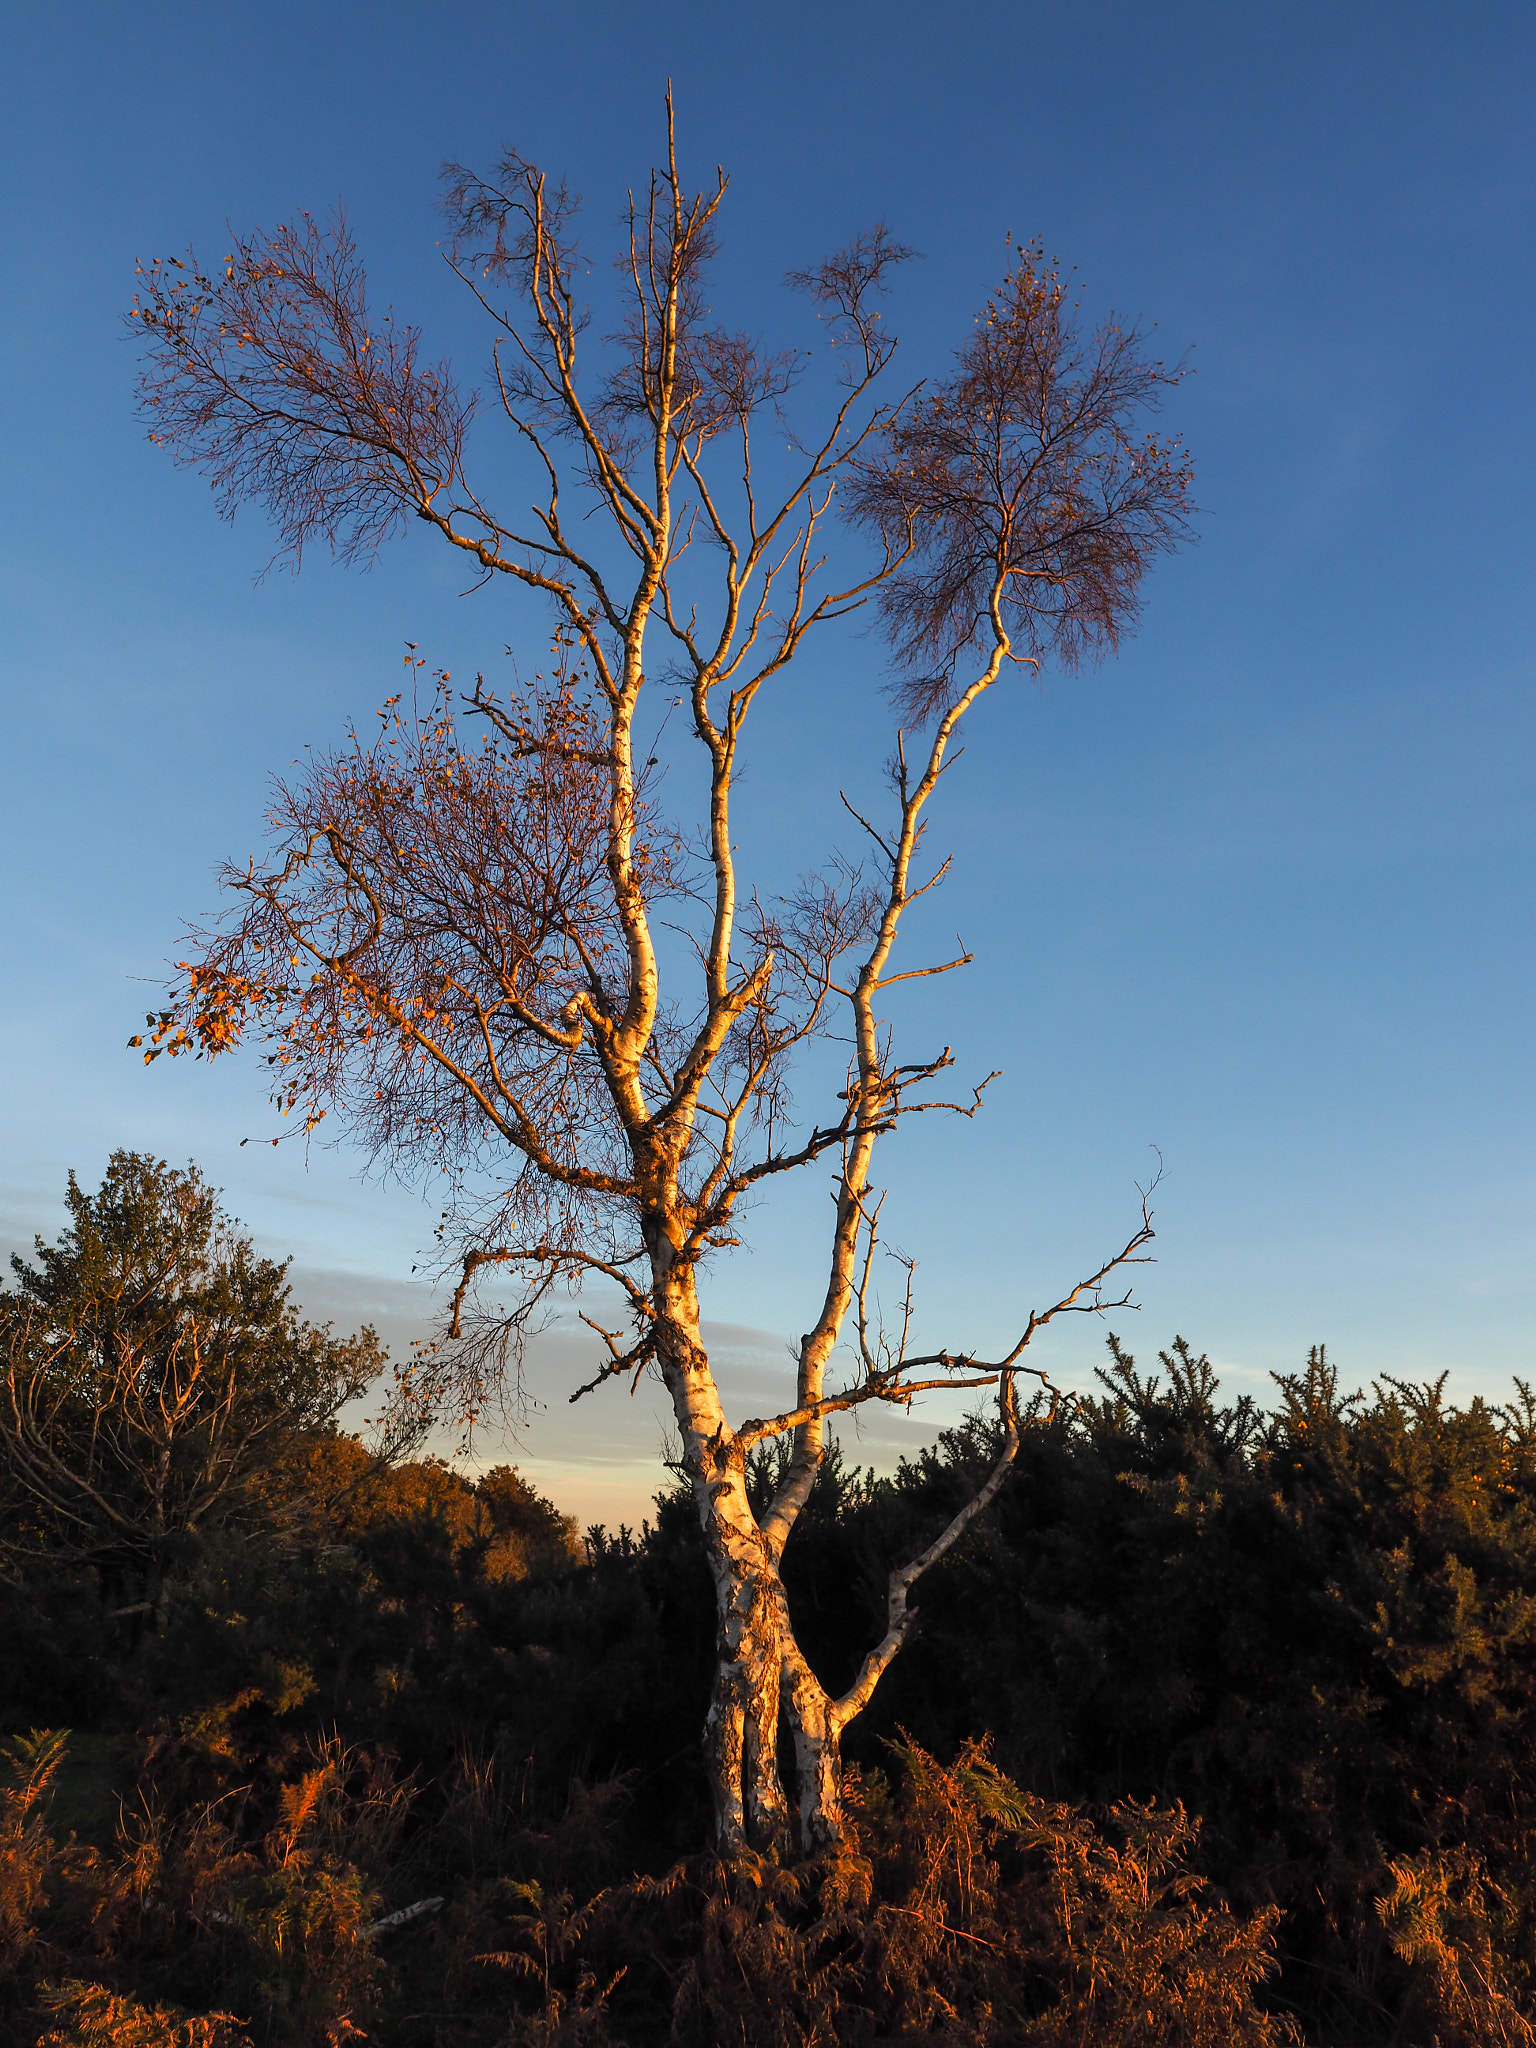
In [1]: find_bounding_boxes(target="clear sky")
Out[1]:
[2,1,1534,1526]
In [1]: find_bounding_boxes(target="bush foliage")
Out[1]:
[6,1163,1536,2042]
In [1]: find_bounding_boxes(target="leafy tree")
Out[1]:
[0,1152,384,1617]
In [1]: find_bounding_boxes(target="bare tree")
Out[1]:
[132,99,1193,1854]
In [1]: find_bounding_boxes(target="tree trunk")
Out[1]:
[780,1625,846,1853]
[652,1281,790,1858]
[654,1269,1029,1859]
[700,1538,788,1856]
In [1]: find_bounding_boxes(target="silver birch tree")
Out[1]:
[132,98,1193,1854]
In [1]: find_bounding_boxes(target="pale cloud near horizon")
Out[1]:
[3,1197,1392,1531]
[1,1198,1033,1527]
[278,1262,1137,1525]
[243,1260,797,1527]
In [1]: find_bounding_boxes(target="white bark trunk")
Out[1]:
[652,1270,789,1856]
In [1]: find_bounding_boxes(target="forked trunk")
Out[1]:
[653,1280,790,1858]
[700,1522,851,1857]
[772,1376,1033,1854]
[705,1541,850,1858]
[650,1152,1036,1859]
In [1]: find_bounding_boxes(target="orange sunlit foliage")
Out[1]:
[137,665,664,1231]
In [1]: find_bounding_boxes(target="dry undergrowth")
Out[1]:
[8,1721,1534,2046]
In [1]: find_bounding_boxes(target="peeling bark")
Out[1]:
[652,1281,789,1855]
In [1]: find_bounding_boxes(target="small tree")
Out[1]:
[132,100,1193,1852]
[0,1152,384,1615]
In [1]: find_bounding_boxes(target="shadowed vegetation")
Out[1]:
[7,1170,1536,2042]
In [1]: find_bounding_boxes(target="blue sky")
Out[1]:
[2,1,1533,1523]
